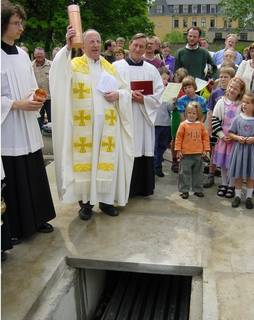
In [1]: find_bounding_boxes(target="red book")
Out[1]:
[130,80,153,95]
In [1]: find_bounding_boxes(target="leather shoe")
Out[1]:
[245,198,253,209]
[180,192,189,199]
[79,207,93,220]
[155,170,165,177]
[99,203,119,216]
[232,196,241,208]
[194,192,204,197]
[11,237,22,245]
[37,222,54,233]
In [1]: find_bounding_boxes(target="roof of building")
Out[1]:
[165,0,219,4]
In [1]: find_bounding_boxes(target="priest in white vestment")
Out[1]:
[50,28,134,220]
[113,33,164,196]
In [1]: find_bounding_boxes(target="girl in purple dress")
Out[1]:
[228,92,254,209]
[212,77,246,198]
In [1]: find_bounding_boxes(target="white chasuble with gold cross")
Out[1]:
[50,46,134,205]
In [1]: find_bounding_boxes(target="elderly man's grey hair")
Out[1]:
[83,29,101,41]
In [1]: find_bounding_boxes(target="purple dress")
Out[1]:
[228,113,254,179]
[213,100,238,168]
[164,55,175,74]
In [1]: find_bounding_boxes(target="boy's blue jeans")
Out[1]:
[154,126,170,171]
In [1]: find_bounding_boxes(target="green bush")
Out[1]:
[163,31,185,44]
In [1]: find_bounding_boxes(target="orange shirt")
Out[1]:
[175,121,210,154]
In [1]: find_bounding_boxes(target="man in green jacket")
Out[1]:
[175,27,217,80]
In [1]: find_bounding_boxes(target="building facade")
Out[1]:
[149,0,253,42]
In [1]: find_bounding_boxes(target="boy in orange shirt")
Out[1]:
[175,102,210,199]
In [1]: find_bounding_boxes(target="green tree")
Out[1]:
[219,0,254,29]
[163,31,185,44]
[17,0,154,53]
[18,0,68,52]
[81,0,154,40]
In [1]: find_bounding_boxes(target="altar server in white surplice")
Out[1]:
[113,33,164,197]
[49,28,134,220]
[1,2,56,246]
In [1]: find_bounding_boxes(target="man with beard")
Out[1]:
[175,27,217,80]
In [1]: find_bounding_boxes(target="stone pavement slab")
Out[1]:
[1,153,254,319]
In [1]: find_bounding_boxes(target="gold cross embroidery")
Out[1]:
[73,110,91,126]
[73,83,91,99]
[98,163,114,171]
[73,163,92,172]
[105,108,117,126]
[101,136,115,152]
[73,137,92,153]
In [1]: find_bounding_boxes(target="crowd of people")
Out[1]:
[1,0,254,262]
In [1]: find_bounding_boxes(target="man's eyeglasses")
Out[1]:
[9,21,24,27]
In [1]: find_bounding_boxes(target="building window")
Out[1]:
[224,19,232,28]
[215,33,222,39]
[217,6,223,14]
[240,33,247,41]
[183,18,188,28]
[174,5,179,14]
[156,5,163,14]
[201,18,206,28]
[201,5,206,14]
[197,5,201,13]
[183,5,188,14]
[188,5,192,14]
[179,5,183,14]
[192,5,197,14]
[192,19,197,27]
[174,19,179,28]
[206,4,210,14]
[210,5,216,14]
[168,5,173,14]
[210,19,215,28]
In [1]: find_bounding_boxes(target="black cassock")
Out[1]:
[2,150,56,239]
[129,156,155,197]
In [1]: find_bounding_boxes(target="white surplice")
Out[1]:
[49,47,134,205]
[1,47,43,156]
[113,59,164,157]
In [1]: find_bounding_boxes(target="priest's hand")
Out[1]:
[104,91,119,102]
[12,98,44,111]
[132,90,144,104]
[66,25,76,50]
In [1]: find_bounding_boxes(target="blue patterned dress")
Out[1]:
[228,113,254,179]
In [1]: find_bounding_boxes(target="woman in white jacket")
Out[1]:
[236,43,254,92]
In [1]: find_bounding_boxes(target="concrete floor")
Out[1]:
[1,150,254,320]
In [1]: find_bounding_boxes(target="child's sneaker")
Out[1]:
[245,198,253,209]
[232,196,241,208]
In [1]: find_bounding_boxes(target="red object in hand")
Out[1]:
[131,80,153,95]
[34,88,47,100]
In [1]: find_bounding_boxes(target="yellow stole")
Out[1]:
[71,55,118,193]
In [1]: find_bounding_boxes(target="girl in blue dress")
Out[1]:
[228,92,254,209]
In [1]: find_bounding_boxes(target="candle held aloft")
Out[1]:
[68,4,84,48]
